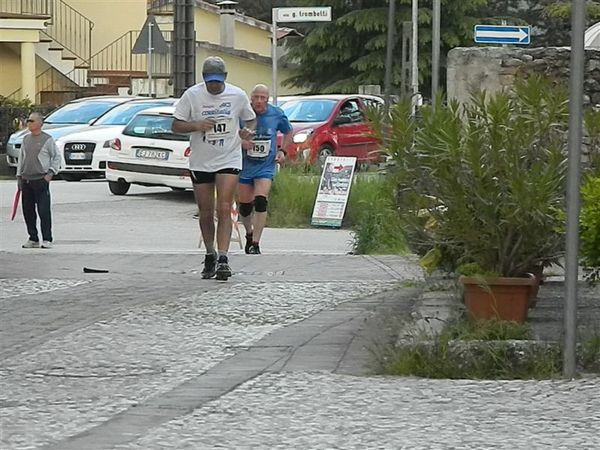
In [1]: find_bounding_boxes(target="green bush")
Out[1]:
[369,76,569,276]
[585,108,600,175]
[580,175,600,283]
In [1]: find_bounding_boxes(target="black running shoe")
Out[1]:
[201,253,217,279]
[248,243,261,254]
[215,255,232,281]
[244,233,253,254]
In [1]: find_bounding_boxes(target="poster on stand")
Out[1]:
[311,156,357,228]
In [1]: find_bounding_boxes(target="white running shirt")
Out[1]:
[174,82,255,171]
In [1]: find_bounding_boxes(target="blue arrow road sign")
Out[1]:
[474,25,530,45]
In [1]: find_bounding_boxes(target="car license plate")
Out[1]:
[135,149,169,160]
[70,152,86,160]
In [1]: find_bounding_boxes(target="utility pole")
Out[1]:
[431,0,440,109]
[411,0,419,114]
[563,0,586,379]
[384,0,396,113]
[272,9,278,105]
[173,0,196,97]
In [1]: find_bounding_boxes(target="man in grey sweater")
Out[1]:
[16,112,61,249]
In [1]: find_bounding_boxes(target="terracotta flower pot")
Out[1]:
[459,274,537,323]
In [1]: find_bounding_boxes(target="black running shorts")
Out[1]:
[190,168,241,184]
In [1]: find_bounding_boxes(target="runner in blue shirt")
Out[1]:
[239,84,293,254]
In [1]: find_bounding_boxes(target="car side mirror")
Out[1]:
[333,115,352,126]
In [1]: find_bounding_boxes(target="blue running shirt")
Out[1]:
[241,104,292,180]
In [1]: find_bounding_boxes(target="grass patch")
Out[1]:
[268,166,319,228]
[347,175,407,254]
[267,168,408,255]
[379,318,600,379]
[445,318,532,341]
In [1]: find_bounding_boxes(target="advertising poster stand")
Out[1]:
[311,156,357,228]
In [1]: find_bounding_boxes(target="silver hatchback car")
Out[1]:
[5,96,140,168]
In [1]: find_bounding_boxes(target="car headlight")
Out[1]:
[103,140,112,148]
[293,129,313,144]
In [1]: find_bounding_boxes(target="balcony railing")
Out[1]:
[147,0,173,16]
[0,0,50,16]
[0,0,93,69]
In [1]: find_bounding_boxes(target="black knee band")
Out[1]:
[254,195,268,213]
[239,202,254,217]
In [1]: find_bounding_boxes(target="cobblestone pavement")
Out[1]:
[1,175,599,450]
[0,254,403,450]
[121,372,600,450]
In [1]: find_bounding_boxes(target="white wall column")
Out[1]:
[20,41,36,101]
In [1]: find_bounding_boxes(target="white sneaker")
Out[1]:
[22,240,40,248]
[41,241,53,249]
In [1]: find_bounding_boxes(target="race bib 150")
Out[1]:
[247,139,271,158]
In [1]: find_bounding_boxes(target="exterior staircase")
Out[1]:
[4,0,174,104]
[2,0,93,103]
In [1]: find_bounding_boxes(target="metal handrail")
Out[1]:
[89,30,172,76]
[6,66,84,104]
[42,0,94,68]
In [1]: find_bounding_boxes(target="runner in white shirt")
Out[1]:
[173,56,256,281]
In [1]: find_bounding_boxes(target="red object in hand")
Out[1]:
[11,188,20,221]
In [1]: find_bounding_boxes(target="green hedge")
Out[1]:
[581,175,600,283]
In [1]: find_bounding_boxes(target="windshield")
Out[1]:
[94,100,175,126]
[45,101,121,124]
[281,99,337,122]
[123,114,189,141]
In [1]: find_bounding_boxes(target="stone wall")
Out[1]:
[447,47,600,106]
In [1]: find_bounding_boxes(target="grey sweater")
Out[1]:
[16,132,61,180]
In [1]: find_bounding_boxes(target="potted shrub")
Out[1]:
[369,77,569,322]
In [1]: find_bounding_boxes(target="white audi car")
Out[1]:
[105,106,192,195]
[57,97,177,181]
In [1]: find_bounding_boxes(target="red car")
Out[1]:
[278,94,384,167]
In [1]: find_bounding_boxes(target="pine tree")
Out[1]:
[280,0,486,95]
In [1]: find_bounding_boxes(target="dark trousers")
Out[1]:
[21,179,52,242]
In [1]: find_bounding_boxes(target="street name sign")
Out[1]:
[276,7,332,23]
[474,25,530,45]
[272,6,332,104]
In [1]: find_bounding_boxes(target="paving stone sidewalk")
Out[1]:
[1,250,599,449]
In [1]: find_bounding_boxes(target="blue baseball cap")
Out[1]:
[202,56,227,83]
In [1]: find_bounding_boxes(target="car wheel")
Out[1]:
[61,173,84,182]
[108,180,130,196]
[318,145,334,169]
